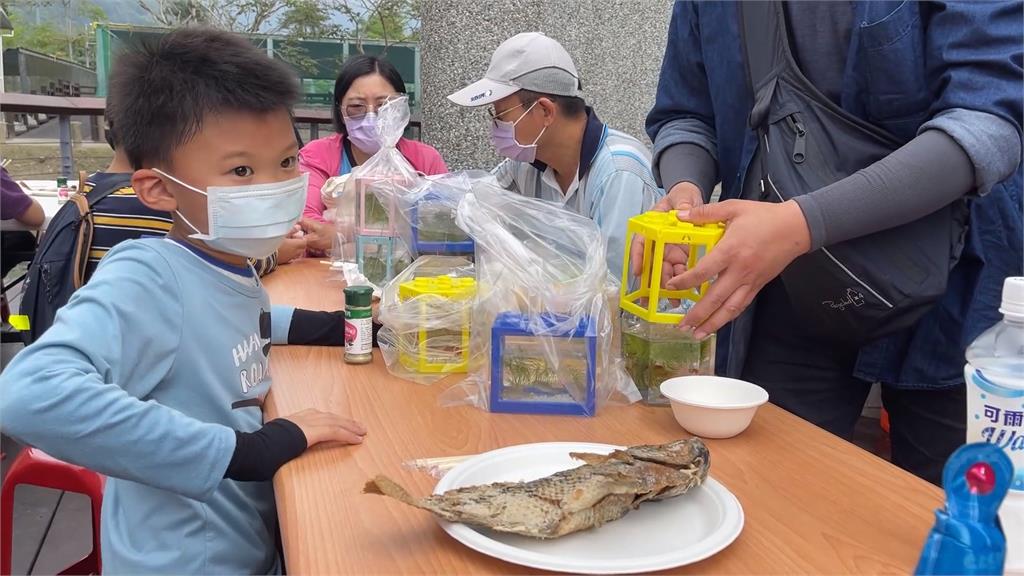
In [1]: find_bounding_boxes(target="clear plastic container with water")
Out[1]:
[965,276,1024,574]
[621,312,715,405]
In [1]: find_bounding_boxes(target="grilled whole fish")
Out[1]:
[364,438,709,539]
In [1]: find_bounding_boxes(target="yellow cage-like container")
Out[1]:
[397,276,477,374]
[619,211,725,324]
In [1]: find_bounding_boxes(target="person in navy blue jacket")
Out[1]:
[641,1,1023,484]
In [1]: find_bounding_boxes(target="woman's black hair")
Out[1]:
[331,54,407,134]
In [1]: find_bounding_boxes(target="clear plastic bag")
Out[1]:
[324,174,356,265]
[319,174,382,296]
[372,167,497,263]
[377,255,477,385]
[339,95,418,285]
[438,180,639,415]
[391,171,496,260]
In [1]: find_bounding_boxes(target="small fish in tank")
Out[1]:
[399,328,468,371]
[490,312,597,416]
[499,338,589,403]
[621,313,715,405]
[422,328,467,365]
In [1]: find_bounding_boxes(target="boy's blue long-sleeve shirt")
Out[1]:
[0,238,303,573]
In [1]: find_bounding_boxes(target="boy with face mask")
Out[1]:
[0,28,366,574]
[448,32,664,275]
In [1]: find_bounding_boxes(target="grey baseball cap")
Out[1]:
[448,32,581,107]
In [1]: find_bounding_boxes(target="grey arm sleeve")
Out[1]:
[792,129,974,251]
[655,143,718,202]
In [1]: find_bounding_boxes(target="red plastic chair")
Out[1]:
[880,407,891,434]
[1,448,104,575]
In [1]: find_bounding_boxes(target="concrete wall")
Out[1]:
[419,0,673,170]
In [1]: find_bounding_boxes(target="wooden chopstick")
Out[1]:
[403,455,475,475]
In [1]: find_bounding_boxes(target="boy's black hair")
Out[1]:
[331,54,407,134]
[107,27,301,170]
[518,89,587,118]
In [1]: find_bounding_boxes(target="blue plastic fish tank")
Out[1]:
[410,191,474,255]
[489,311,597,417]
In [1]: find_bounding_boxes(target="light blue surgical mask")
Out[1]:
[154,169,309,259]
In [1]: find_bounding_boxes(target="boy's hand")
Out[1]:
[286,223,305,239]
[298,218,334,253]
[284,408,367,447]
[277,237,307,264]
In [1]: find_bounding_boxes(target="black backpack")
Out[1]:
[739,1,968,345]
[19,172,132,344]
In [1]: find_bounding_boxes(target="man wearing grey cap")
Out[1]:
[448,32,663,275]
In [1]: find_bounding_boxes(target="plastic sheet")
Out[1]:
[377,255,477,385]
[437,180,639,415]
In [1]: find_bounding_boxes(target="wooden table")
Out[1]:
[264,260,943,574]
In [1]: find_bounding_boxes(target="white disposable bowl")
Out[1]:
[659,376,769,439]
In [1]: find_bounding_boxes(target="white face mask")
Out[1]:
[153,169,309,259]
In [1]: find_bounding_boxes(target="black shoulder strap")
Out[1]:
[739,1,783,91]
[740,1,898,147]
[739,1,790,130]
[30,172,129,286]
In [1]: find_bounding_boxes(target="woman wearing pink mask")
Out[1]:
[298,55,447,252]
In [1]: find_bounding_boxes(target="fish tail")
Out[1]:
[364,475,422,507]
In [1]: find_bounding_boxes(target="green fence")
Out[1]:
[94,24,420,110]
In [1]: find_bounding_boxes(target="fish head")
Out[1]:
[628,438,709,474]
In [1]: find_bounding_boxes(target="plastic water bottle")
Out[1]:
[965,277,1024,574]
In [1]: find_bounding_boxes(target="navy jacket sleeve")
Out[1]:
[646,0,720,189]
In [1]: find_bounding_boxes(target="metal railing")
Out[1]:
[1,93,422,178]
[2,93,105,178]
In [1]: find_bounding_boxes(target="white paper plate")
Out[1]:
[433,442,744,574]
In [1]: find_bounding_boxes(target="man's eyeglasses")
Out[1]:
[487,103,526,122]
